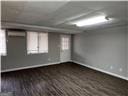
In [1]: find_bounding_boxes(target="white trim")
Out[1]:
[2,22,82,34]
[73,60,128,81]
[2,60,127,81]
[1,60,73,73]
[1,62,62,73]
[0,56,1,92]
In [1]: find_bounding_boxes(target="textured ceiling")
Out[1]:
[1,1,128,33]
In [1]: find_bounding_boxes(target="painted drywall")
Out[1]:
[1,31,62,71]
[126,26,128,77]
[72,26,127,78]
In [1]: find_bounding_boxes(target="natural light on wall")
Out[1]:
[70,15,109,27]
[0,29,6,56]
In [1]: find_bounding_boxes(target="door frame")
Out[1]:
[60,34,71,62]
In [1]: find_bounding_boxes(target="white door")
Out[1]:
[60,35,71,62]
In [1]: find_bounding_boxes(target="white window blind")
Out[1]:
[39,33,48,53]
[62,37,69,50]
[27,32,38,54]
[0,29,6,55]
[27,32,48,54]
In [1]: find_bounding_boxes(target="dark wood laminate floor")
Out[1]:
[1,62,128,96]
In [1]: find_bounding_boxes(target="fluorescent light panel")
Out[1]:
[71,16,108,27]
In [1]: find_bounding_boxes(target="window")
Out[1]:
[27,32,48,54]
[0,29,6,56]
[27,32,38,54]
[38,33,48,53]
[62,36,70,50]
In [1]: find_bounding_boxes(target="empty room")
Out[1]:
[0,0,128,96]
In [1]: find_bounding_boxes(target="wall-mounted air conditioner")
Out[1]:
[8,31,26,37]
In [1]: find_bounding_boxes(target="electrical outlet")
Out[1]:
[0,92,13,96]
[119,68,122,72]
[48,58,51,61]
[110,66,113,70]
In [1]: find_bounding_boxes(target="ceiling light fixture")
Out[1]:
[71,15,110,27]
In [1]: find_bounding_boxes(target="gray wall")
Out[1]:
[1,31,61,71]
[126,26,128,77]
[72,26,127,78]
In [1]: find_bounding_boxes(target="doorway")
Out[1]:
[60,35,71,62]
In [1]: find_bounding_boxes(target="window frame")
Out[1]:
[27,31,48,55]
[61,35,70,51]
[38,32,48,53]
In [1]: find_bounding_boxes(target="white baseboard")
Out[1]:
[1,60,73,73]
[1,62,62,73]
[73,60,128,81]
[2,60,128,81]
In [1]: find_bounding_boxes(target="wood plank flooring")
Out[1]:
[1,62,128,96]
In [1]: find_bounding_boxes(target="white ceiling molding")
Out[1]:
[2,22,82,34]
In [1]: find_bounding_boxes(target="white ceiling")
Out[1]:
[1,1,128,33]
